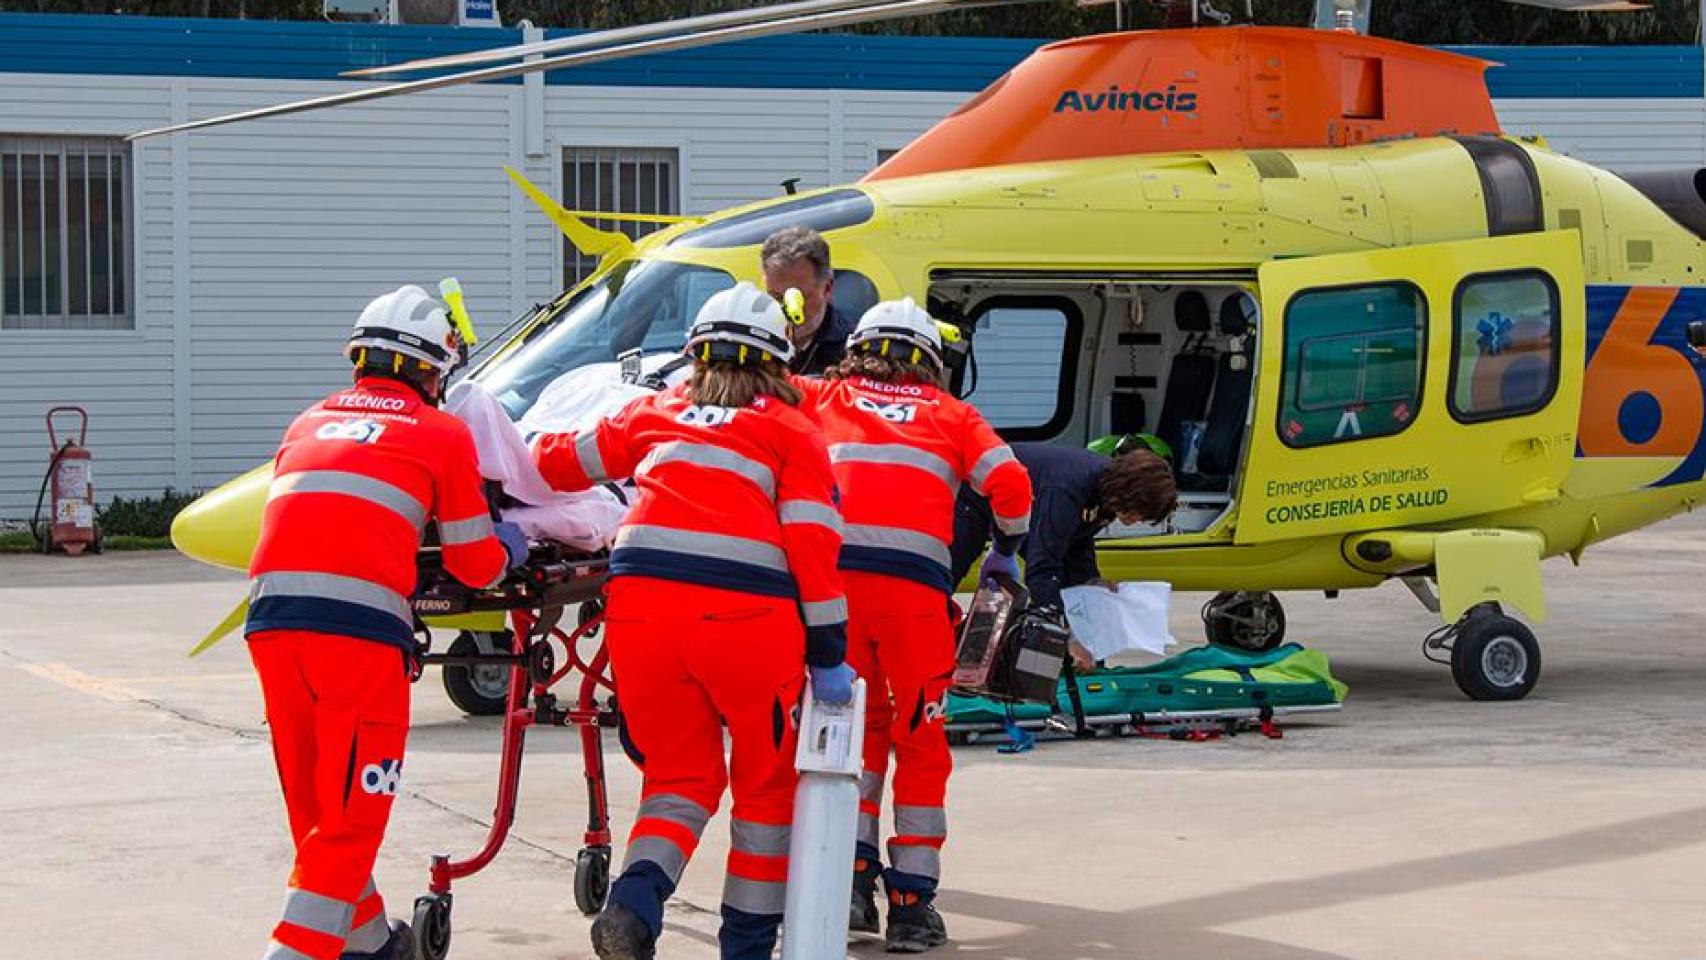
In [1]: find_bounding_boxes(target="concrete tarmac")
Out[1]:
[6,515,1706,959]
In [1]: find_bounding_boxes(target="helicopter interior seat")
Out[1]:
[1153,289,1219,471]
[1177,293,1255,494]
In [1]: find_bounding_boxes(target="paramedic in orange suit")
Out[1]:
[794,298,1032,953]
[532,281,854,960]
[245,285,528,960]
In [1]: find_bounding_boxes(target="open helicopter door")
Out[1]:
[1235,231,1585,547]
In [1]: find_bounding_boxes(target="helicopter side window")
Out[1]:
[1448,270,1560,423]
[962,297,1082,440]
[1279,283,1425,448]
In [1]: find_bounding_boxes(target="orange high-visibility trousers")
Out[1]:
[601,577,806,960]
[842,571,953,895]
[249,630,410,960]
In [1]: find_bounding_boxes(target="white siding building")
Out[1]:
[0,13,1700,515]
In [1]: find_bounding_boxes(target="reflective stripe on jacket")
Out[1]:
[247,377,508,651]
[797,375,1032,593]
[533,383,848,666]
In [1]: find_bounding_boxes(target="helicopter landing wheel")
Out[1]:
[1203,591,1286,652]
[1450,605,1541,701]
[412,893,452,960]
[441,631,510,717]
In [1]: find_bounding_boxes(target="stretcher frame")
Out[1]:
[407,544,616,960]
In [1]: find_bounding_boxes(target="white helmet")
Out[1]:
[849,297,943,370]
[684,281,795,365]
[346,285,463,375]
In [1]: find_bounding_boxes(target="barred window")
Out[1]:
[2,137,131,330]
[562,146,680,287]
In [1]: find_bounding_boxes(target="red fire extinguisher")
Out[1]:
[34,406,100,556]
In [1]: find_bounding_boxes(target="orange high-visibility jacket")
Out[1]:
[533,383,848,666]
[247,377,508,652]
[798,375,1032,592]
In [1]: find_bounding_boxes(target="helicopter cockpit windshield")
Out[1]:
[474,258,735,419]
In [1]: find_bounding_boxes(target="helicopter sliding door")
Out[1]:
[1235,231,1585,545]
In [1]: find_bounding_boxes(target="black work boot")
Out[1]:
[849,857,882,936]
[884,891,948,953]
[591,903,657,960]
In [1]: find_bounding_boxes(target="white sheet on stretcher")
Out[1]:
[514,352,690,438]
[444,379,630,550]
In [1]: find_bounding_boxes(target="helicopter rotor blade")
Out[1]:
[129,0,1035,140]
[347,0,952,78]
[1499,0,1648,10]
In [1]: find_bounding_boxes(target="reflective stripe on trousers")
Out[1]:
[723,817,790,916]
[344,877,388,954]
[625,792,714,884]
[262,941,318,960]
[857,769,885,851]
[889,804,947,881]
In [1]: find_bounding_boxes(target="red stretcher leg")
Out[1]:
[429,611,537,895]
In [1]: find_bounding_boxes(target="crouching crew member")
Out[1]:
[246,286,528,960]
[797,299,1032,952]
[952,442,1178,659]
[532,282,854,960]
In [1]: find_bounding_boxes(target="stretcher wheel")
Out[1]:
[441,632,509,716]
[412,893,452,960]
[1450,609,1540,702]
[574,846,611,916]
[528,639,557,686]
[577,599,604,632]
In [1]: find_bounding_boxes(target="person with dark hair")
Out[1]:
[246,285,528,960]
[761,225,855,376]
[951,443,1177,660]
[797,299,1031,952]
[532,281,852,960]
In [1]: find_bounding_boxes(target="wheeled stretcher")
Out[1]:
[405,539,615,960]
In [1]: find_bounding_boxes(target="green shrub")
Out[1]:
[97,489,200,539]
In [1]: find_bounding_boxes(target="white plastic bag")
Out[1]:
[1060,581,1175,660]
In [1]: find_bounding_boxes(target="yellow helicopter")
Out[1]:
[154,0,1706,702]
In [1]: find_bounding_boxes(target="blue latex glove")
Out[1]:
[809,663,857,706]
[494,520,529,570]
[979,547,1019,587]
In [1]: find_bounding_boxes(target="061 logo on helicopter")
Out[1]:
[1578,286,1706,487]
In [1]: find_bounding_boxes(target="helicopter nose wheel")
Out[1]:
[1424,603,1541,701]
[1203,591,1287,652]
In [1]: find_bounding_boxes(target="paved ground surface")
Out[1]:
[7,515,1706,959]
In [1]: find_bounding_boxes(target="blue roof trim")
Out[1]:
[1448,44,1703,99]
[0,13,1698,98]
